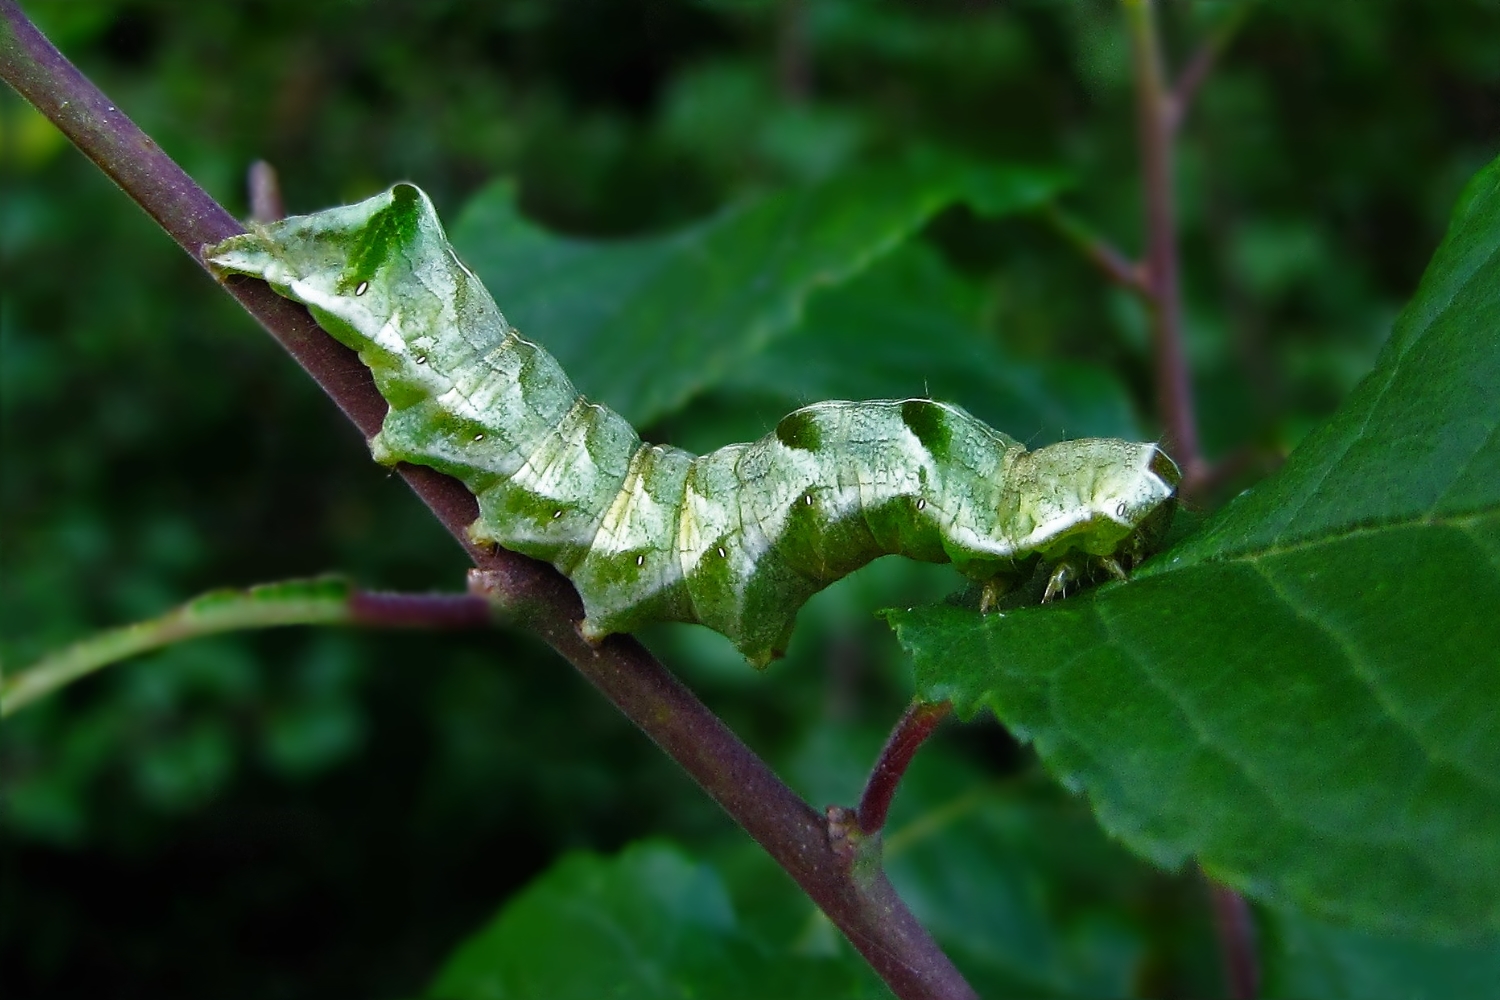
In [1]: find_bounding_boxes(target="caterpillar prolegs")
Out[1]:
[208,184,1179,666]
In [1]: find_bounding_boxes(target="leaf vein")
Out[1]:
[1079,601,1482,905]
[1194,508,1498,565]
[1242,558,1500,795]
[1430,420,1500,512]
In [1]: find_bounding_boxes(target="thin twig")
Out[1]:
[1043,204,1150,297]
[1166,2,1252,134]
[0,7,975,997]
[1124,0,1203,478]
[0,580,493,717]
[857,699,953,835]
[1208,878,1260,1000]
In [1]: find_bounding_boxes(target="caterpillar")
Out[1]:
[207,184,1179,666]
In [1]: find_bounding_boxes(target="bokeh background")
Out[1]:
[4,1,1497,996]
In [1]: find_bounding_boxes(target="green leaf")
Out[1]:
[450,153,1068,426]
[722,242,1140,442]
[425,841,888,1000]
[888,155,1500,937]
[1261,909,1500,1000]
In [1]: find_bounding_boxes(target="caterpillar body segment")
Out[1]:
[209,184,1179,666]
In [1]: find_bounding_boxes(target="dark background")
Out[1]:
[4,1,1497,996]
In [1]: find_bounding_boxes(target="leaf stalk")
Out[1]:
[857,699,954,835]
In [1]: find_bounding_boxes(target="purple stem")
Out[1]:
[857,700,953,835]
[0,5,974,997]
[347,590,494,631]
[1126,0,1203,480]
[1208,879,1260,1000]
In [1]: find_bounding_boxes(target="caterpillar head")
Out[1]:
[207,184,444,318]
[1012,438,1180,566]
[207,185,484,377]
[1114,444,1181,567]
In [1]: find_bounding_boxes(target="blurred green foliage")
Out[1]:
[894,149,1500,945]
[3,0,1498,997]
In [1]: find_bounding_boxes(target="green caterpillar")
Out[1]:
[208,184,1178,666]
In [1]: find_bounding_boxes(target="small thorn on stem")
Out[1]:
[248,159,284,223]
